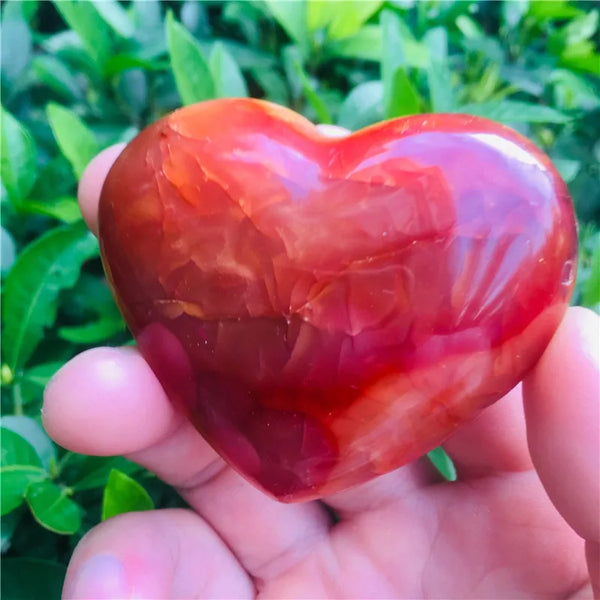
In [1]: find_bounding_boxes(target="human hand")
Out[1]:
[43,142,599,599]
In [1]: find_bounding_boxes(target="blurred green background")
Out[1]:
[1,1,599,597]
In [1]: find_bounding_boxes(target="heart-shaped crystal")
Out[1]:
[99,99,577,501]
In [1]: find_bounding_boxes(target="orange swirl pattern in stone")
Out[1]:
[99,99,577,502]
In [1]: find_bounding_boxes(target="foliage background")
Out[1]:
[1,0,599,597]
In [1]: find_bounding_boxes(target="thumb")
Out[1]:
[523,306,600,595]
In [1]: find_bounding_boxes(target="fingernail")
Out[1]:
[68,554,128,599]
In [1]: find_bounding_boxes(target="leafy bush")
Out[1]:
[1,0,598,596]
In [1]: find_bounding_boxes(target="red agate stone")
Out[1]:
[99,99,577,502]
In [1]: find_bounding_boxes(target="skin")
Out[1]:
[43,135,599,599]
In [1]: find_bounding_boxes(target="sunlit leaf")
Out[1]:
[388,67,421,117]
[528,0,582,20]
[309,0,382,40]
[166,11,215,105]
[53,0,113,68]
[264,0,308,48]
[102,469,154,520]
[90,0,135,38]
[20,197,82,224]
[46,103,99,179]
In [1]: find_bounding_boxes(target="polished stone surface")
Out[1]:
[99,99,577,501]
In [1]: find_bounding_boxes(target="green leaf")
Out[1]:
[502,0,529,28]
[457,100,572,124]
[1,428,46,515]
[388,67,421,117]
[582,242,600,308]
[560,9,598,46]
[251,67,288,104]
[90,0,135,38]
[309,0,382,40]
[0,106,36,205]
[209,42,249,98]
[29,156,76,203]
[425,25,449,61]
[468,63,503,104]
[53,0,113,68]
[307,0,338,32]
[102,469,154,520]
[455,14,483,39]
[561,49,600,76]
[328,24,381,61]
[1,226,16,275]
[328,1,382,40]
[553,158,581,183]
[166,11,215,105]
[1,467,47,515]
[1,416,56,471]
[381,9,406,118]
[528,0,582,20]
[427,446,457,482]
[264,0,308,48]
[20,197,82,224]
[1,558,66,600]
[337,81,383,130]
[425,28,455,113]
[1,508,21,553]
[1,221,99,372]
[427,60,455,112]
[25,480,81,534]
[0,1,33,88]
[104,53,170,76]
[59,315,125,344]
[293,61,333,123]
[131,0,164,49]
[31,55,83,101]
[22,362,64,388]
[550,69,600,111]
[20,0,39,23]
[46,103,99,179]
[1,427,41,468]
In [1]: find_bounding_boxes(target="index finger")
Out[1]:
[77,143,125,236]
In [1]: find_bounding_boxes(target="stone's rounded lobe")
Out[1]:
[99,98,577,502]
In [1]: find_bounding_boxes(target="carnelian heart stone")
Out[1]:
[99,98,577,502]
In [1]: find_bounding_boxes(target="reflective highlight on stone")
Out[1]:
[99,99,577,501]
